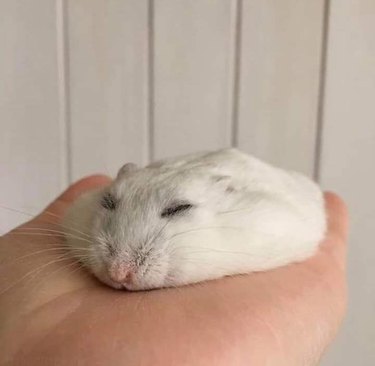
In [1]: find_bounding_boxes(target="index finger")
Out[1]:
[320,191,349,267]
[324,191,349,244]
[34,175,112,225]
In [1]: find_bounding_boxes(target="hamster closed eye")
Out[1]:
[63,148,326,291]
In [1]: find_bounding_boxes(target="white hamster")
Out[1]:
[64,148,326,291]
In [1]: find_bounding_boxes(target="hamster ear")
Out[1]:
[117,163,138,179]
[210,175,237,193]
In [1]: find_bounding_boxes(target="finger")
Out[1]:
[35,175,112,224]
[55,175,112,205]
[324,191,349,244]
[320,191,349,268]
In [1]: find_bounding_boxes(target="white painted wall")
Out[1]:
[319,0,375,364]
[0,1,374,364]
[0,0,64,231]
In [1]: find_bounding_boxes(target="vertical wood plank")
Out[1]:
[237,1,325,176]
[67,0,149,179]
[0,0,62,232]
[320,1,375,364]
[152,0,237,160]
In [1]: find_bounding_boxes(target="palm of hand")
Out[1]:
[0,176,348,366]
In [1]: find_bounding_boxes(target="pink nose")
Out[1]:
[108,264,134,284]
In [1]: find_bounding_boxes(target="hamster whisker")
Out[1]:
[131,291,149,314]
[148,219,171,247]
[27,261,86,294]
[8,231,66,238]
[36,207,93,238]
[217,207,253,215]
[0,256,72,296]
[64,253,93,263]
[171,258,235,271]
[0,204,39,218]
[46,259,85,278]
[171,246,256,257]
[12,227,89,240]
[56,215,93,238]
[0,247,75,267]
[161,281,188,298]
[0,205,92,239]
[67,246,92,252]
[8,231,92,244]
[16,226,69,233]
[167,226,244,242]
[48,262,85,284]
[61,262,90,280]
[68,254,92,263]
[141,218,171,253]
[0,237,90,254]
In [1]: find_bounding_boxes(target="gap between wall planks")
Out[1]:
[56,0,71,187]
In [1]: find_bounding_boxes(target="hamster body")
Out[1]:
[64,148,326,291]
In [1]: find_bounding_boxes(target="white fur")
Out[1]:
[64,148,326,290]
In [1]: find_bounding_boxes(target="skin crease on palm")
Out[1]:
[0,175,348,366]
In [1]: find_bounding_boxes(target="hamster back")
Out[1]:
[63,148,326,291]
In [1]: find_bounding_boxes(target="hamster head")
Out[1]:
[85,161,239,291]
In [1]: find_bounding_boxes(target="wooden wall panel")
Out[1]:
[152,0,237,160]
[237,0,325,176]
[320,1,375,365]
[67,0,149,179]
[0,0,63,232]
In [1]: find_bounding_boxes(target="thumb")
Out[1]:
[0,175,112,314]
[35,175,112,225]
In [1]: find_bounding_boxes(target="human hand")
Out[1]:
[0,176,348,365]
